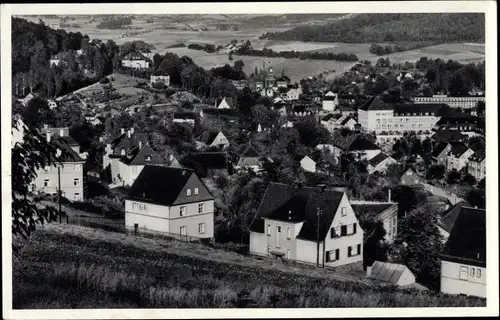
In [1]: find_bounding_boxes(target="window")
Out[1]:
[75,164,81,171]
[198,223,205,234]
[180,206,186,216]
[180,226,187,236]
[348,245,360,257]
[459,266,468,280]
[276,226,281,247]
[330,226,340,238]
[44,179,50,187]
[194,188,199,195]
[198,203,204,214]
[74,178,80,186]
[145,155,152,161]
[392,217,397,235]
[470,268,475,276]
[341,207,347,217]
[267,224,271,236]
[341,225,347,236]
[74,193,81,201]
[186,189,192,196]
[287,228,292,239]
[477,269,482,278]
[408,171,413,176]
[286,249,291,259]
[326,249,340,262]
[121,149,126,156]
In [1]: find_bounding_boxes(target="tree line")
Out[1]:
[96,16,132,29]
[369,42,439,56]
[261,13,485,43]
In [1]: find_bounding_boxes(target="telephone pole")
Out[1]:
[58,166,62,223]
[316,206,322,267]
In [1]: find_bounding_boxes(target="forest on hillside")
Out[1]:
[261,13,485,43]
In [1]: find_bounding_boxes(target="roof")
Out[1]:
[180,152,229,170]
[436,116,479,126]
[368,153,390,167]
[442,207,486,267]
[438,201,471,234]
[126,165,214,206]
[57,135,79,147]
[393,104,445,116]
[334,135,380,152]
[216,97,234,108]
[240,145,261,158]
[431,142,450,158]
[469,151,485,162]
[432,130,467,143]
[152,70,169,76]
[321,114,337,122]
[174,112,196,120]
[199,131,222,145]
[359,96,392,111]
[123,51,148,61]
[201,108,239,117]
[468,138,485,154]
[449,142,470,157]
[249,183,344,241]
[351,203,395,220]
[339,116,355,126]
[119,144,164,166]
[367,261,414,285]
[51,136,85,163]
[111,131,148,156]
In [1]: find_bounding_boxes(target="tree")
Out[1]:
[389,204,444,290]
[477,178,485,189]
[446,170,461,185]
[11,121,66,244]
[234,59,245,73]
[427,165,445,180]
[462,173,477,186]
[466,188,485,209]
[363,221,388,270]
[391,185,428,217]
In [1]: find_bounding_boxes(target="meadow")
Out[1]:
[12,224,486,309]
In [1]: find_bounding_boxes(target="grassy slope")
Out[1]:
[13,224,486,308]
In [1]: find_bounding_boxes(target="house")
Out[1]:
[180,152,231,178]
[320,113,341,132]
[440,207,486,298]
[173,112,196,126]
[299,155,316,173]
[446,142,474,172]
[249,183,363,268]
[198,131,230,150]
[351,198,398,243]
[150,70,170,87]
[431,142,452,167]
[230,80,249,90]
[49,53,65,67]
[121,51,150,69]
[322,91,339,112]
[331,135,382,161]
[432,130,467,144]
[116,143,164,187]
[11,116,26,148]
[30,131,86,201]
[428,195,453,213]
[396,72,413,82]
[337,116,357,131]
[285,87,302,101]
[434,116,480,134]
[276,76,290,88]
[366,261,416,287]
[85,116,103,126]
[235,145,264,173]
[467,152,485,182]
[399,167,422,186]
[367,153,398,174]
[103,128,148,183]
[215,97,234,109]
[437,201,470,242]
[413,94,485,110]
[125,166,215,240]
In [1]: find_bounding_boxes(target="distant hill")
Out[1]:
[261,13,485,43]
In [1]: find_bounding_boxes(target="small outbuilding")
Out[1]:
[366,261,416,287]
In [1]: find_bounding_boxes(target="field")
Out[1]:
[379,43,486,64]
[12,223,486,308]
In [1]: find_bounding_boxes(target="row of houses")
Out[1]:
[431,139,485,181]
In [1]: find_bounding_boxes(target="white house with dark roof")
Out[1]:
[116,143,164,187]
[467,152,485,181]
[121,51,150,69]
[440,207,486,298]
[436,200,470,242]
[125,166,215,239]
[351,198,398,244]
[249,183,363,267]
[446,142,474,172]
[150,70,170,87]
[367,153,397,174]
[299,155,316,173]
[197,131,230,150]
[235,145,264,173]
[322,91,338,112]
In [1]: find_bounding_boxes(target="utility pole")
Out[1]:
[58,166,62,223]
[316,206,322,267]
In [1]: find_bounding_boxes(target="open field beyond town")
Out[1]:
[12,224,486,309]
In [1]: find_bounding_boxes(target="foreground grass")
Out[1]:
[12,224,486,308]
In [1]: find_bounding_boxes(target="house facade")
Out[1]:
[351,200,398,243]
[367,153,397,174]
[446,143,474,172]
[249,183,364,268]
[440,207,486,298]
[399,168,422,186]
[322,91,339,112]
[413,95,485,110]
[431,142,452,167]
[121,52,150,69]
[467,153,485,182]
[125,166,215,239]
[116,143,164,187]
[150,72,170,87]
[299,155,316,173]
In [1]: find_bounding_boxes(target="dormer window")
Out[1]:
[121,149,126,156]
[186,189,192,196]
[145,155,152,161]
[194,188,199,195]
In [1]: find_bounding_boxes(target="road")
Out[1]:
[422,182,464,205]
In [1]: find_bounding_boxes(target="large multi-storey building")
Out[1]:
[358,96,446,143]
[413,95,485,110]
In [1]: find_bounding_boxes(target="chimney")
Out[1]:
[46,131,51,143]
[43,124,49,129]
[388,189,392,203]
[106,143,111,155]
[169,154,174,161]
[127,130,131,138]
[121,128,125,135]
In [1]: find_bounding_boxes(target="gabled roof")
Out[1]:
[216,97,234,108]
[123,51,148,61]
[449,142,470,157]
[321,114,337,122]
[367,261,415,285]
[119,144,164,166]
[358,96,392,111]
[111,131,148,156]
[174,111,196,120]
[240,145,261,158]
[438,201,471,233]
[199,131,224,145]
[152,70,169,76]
[368,153,390,167]
[399,167,417,179]
[237,145,262,167]
[351,203,395,221]
[431,142,450,158]
[126,165,214,206]
[339,115,355,126]
[57,135,79,147]
[469,151,485,162]
[250,183,344,241]
[51,136,85,163]
[334,135,380,152]
[393,103,445,115]
[442,207,486,267]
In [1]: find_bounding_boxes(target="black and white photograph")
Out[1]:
[1,2,498,318]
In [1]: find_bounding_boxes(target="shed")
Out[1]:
[366,261,416,287]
